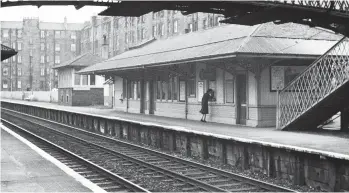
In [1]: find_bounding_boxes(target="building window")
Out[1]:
[225,72,234,103]
[54,70,58,76]
[74,74,81,85]
[12,42,16,49]
[127,81,134,99]
[18,42,22,50]
[12,56,16,62]
[173,20,178,33]
[152,25,157,37]
[46,43,49,50]
[18,55,22,63]
[46,56,49,62]
[172,76,178,100]
[137,81,141,99]
[55,31,60,38]
[41,30,45,38]
[152,12,157,19]
[41,43,45,51]
[41,68,45,76]
[82,75,88,85]
[141,15,145,23]
[209,16,214,27]
[18,68,22,76]
[55,56,60,64]
[17,80,22,89]
[40,81,45,89]
[61,95,64,102]
[55,44,60,51]
[71,44,76,51]
[160,10,165,17]
[156,80,161,100]
[3,59,8,63]
[3,67,9,76]
[71,31,76,39]
[90,75,95,85]
[2,29,8,38]
[188,79,196,97]
[2,80,8,89]
[18,30,22,38]
[41,56,45,63]
[66,95,69,103]
[30,49,33,57]
[47,68,50,75]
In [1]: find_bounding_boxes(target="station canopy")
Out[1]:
[79,22,343,75]
[1,44,17,61]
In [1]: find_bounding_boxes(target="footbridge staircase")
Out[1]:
[277,37,349,130]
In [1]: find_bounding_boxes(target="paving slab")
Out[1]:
[2,99,349,157]
[1,128,93,192]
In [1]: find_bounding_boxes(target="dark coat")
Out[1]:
[200,93,210,114]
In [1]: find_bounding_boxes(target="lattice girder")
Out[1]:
[277,37,349,130]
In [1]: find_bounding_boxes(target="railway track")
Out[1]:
[1,108,297,192]
[1,118,150,193]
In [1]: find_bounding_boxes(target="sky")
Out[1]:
[0,5,108,23]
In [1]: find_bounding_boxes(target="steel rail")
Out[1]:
[0,118,150,193]
[2,108,297,192]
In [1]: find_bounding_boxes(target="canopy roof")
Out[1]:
[53,52,105,70]
[1,44,17,61]
[79,22,342,75]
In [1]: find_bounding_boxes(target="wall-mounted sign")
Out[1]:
[197,81,204,102]
[179,80,186,102]
[270,66,307,91]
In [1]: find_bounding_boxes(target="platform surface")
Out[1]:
[1,127,92,192]
[2,99,349,158]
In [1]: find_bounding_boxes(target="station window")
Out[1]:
[168,77,172,101]
[152,25,157,38]
[82,75,88,85]
[225,72,234,103]
[173,20,178,33]
[128,81,134,99]
[156,79,161,100]
[162,81,168,101]
[90,75,96,85]
[172,76,178,100]
[133,82,137,100]
[74,74,81,85]
[123,79,127,99]
[137,81,141,99]
[66,95,69,103]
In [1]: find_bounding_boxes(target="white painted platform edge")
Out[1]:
[3,99,349,161]
[0,124,107,193]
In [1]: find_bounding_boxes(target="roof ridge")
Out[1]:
[236,24,263,53]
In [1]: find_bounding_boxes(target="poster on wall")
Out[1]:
[197,81,204,102]
[270,66,307,91]
[179,81,186,102]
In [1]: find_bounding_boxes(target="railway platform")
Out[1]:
[0,124,96,192]
[1,99,348,156]
[1,99,349,191]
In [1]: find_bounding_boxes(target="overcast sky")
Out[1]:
[0,6,108,23]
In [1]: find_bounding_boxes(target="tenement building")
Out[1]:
[1,17,83,91]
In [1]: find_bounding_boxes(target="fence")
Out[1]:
[0,90,59,103]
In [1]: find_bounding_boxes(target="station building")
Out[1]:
[79,22,342,127]
[53,52,105,106]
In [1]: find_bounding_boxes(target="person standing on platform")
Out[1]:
[200,89,213,122]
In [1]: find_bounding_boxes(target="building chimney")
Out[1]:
[101,35,109,59]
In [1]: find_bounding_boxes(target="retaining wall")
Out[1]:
[1,91,58,103]
[1,100,348,192]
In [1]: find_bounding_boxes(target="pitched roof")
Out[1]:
[53,52,105,70]
[79,22,344,74]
